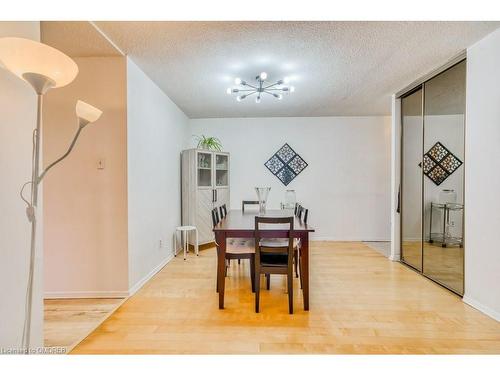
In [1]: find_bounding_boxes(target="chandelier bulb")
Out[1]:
[236,96,242,102]
[259,72,267,80]
[283,77,290,84]
[226,88,232,95]
[235,77,242,85]
[290,86,295,93]
[277,94,283,100]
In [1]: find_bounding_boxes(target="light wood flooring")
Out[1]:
[71,242,500,354]
[44,298,123,350]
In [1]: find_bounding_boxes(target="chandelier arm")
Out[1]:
[242,83,258,89]
[262,91,277,96]
[235,89,257,92]
[263,81,281,89]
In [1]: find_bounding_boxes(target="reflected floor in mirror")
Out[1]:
[402,241,463,294]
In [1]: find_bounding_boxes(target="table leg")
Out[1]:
[215,231,226,309]
[300,232,310,310]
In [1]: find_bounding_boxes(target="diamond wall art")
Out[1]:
[419,141,463,186]
[265,143,308,186]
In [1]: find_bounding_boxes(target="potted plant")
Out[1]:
[194,135,223,151]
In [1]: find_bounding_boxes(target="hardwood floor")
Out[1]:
[71,242,500,354]
[44,298,123,350]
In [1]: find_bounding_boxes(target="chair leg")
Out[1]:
[255,270,260,313]
[299,254,303,290]
[225,259,228,277]
[250,255,255,293]
[195,228,199,256]
[183,231,187,260]
[294,249,299,278]
[216,248,220,292]
[174,231,177,257]
[266,274,270,290]
[238,259,241,265]
[288,273,294,314]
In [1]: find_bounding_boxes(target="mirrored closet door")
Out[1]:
[400,60,465,295]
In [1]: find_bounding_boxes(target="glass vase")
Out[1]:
[255,187,271,214]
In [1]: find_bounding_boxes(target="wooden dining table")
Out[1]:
[213,209,315,310]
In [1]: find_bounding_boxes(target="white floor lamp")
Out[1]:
[0,37,103,352]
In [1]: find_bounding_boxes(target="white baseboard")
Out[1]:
[45,253,175,299]
[462,295,500,322]
[128,253,174,296]
[389,255,401,262]
[312,236,391,242]
[44,290,129,299]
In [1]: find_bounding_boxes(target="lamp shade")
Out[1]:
[76,100,102,125]
[0,37,78,89]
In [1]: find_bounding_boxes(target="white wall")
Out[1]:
[127,58,189,291]
[0,22,43,349]
[463,28,500,321]
[190,116,391,241]
[43,57,129,298]
[390,96,401,260]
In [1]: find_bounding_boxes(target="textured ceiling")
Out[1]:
[46,21,500,118]
[41,21,122,57]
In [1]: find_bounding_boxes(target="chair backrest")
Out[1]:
[254,216,294,265]
[242,200,259,212]
[296,205,309,223]
[219,204,227,219]
[211,207,220,228]
[296,204,303,219]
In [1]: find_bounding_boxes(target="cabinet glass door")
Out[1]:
[401,88,424,271]
[197,151,212,187]
[215,153,229,187]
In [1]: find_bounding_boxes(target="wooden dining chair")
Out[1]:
[242,200,259,212]
[254,216,295,314]
[219,203,227,219]
[213,206,255,293]
[297,207,308,289]
[264,205,309,287]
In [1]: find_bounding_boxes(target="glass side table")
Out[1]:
[428,202,464,247]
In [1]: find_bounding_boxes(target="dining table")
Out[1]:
[213,209,315,310]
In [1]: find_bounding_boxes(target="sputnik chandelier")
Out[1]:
[226,71,295,103]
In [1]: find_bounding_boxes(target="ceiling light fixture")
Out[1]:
[227,72,295,103]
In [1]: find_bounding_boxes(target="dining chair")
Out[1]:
[264,205,309,286]
[213,206,255,292]
[242,200,259,212]
[296,204,304,220]
[297,207,308,289]
[254,216,295,314]
[219,203,227,219]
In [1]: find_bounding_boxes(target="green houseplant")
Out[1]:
[194,135,223,151]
